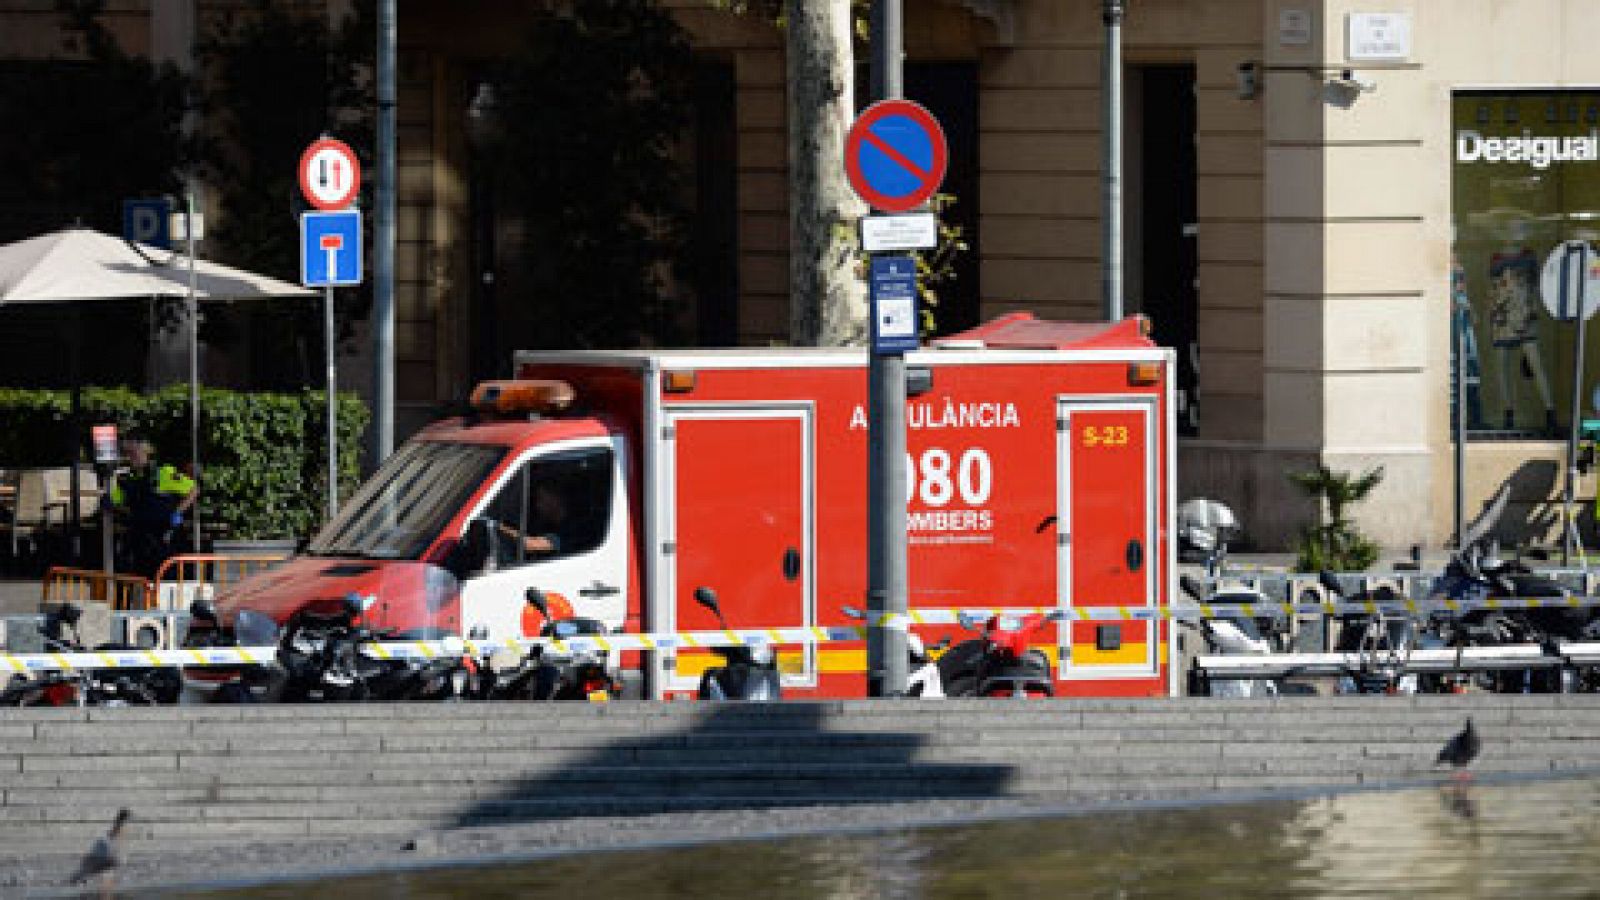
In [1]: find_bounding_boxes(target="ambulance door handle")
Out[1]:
[782,547,801,582]
[579,581,620,598]
[1125,539,1144,573]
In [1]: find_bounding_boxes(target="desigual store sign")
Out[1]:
[1451,90,1600,437]
[1456,130,1600,168]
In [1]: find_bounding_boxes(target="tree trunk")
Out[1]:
[785,0,866,347]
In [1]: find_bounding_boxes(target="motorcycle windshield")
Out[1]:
[345,563,462,639]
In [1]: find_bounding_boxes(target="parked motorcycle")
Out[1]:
[490,588,620,702]
[179,599,282,703]
[1179,574,1280,698]
[0,603,180,707]
[1318,572,1433,695]
[276,593,471,703]
[938,609,1058,697]
[1429,484,1591,692]
[840,604,949,698]
[693,587,782,701]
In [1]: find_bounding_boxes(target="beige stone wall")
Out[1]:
[977,2,1265,444]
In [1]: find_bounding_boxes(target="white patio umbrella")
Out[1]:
[0,226,315,563]
[0,227,311,302]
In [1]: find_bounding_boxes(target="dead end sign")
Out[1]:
[845,99,948,214]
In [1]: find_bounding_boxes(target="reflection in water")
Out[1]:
[157,777,1600,899]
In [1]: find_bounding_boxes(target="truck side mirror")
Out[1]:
[1178,574,1207,602]
[693,586,727,628]
[1318,570,1345,598]
[342,592,374,617]
[447,518,498,578]
[189,598,219,625]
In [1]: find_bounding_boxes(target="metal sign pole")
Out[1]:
[867,0,908,697]
[186,185,202,552]
[1452,270,1466,548]
[1562,244,1589,566]
[325,285,339,519]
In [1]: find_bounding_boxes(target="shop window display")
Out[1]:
[1452,90,1600,437]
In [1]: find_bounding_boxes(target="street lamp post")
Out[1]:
[466,82,500,382]
[1102,0,1125,322]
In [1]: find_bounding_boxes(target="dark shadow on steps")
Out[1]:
[448,702,1016,828]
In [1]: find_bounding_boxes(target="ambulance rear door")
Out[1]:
[1056,394,1161,680]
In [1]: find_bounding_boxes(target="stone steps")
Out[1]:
[1,696,1597,856]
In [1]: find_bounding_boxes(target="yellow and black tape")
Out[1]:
[4,595,1599,673]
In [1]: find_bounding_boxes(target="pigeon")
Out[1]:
[70,808,129,890]
[1436,718,1482,779]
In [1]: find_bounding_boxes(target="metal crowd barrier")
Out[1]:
[147,553,289,611]
[1190,567,1600,687]
[1195,645,1579,681]
[40,566,152,612]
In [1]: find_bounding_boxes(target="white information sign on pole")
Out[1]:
[861,212,938,253]
[1541,240,1600,322]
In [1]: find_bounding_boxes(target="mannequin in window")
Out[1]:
[1488,222,1554,431]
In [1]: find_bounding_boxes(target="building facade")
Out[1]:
[6,0,1600,552]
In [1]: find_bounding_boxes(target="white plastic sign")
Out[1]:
[1540,240,1600,322]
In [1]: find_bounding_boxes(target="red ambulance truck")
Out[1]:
[211,312,1176,699]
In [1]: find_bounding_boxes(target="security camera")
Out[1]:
[1235,61,1260,100]
[1322,69,1376,108]
[1334,69,1377,93]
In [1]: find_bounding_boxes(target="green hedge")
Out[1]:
[0,385,369,540]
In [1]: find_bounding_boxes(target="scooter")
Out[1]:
[179,599,282,703]
[498,588,620,703]
[694,587,782,701]
[0,604,180,707]
[840,604,950,698]
[938,609,1059,697]
[1179,574,1280,698]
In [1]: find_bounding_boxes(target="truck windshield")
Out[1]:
[306,441,506,560]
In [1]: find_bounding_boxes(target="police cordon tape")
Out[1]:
[9,595,1600,674]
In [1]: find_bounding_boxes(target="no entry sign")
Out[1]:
[845,100,948,214]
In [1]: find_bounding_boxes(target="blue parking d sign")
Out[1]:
[123,197,172,249]
[300,211,362,287]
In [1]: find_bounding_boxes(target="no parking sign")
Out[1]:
[844,100,948,214]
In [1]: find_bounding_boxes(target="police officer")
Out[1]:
[109,438,198,576]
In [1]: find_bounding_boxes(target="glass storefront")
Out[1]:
[1452,89,1600,437]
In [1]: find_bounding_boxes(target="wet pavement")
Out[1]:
[148,774,1600,899]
